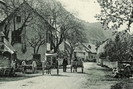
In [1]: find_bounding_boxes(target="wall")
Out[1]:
[97,58,118,69]
[2,3,48,61]
[103,59,118,69]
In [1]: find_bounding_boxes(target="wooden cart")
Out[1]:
[0,51,16,76]
[70,60,84,73]
[21,60,37,73]
[45,53,59,75]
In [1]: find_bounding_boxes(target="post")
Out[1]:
[56,56,59,75]
[57,65,59,75]
[42,61,45,75]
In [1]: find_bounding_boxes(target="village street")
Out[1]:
[1,0,133,89]
[0,62,118,89]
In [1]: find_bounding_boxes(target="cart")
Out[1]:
[21,60,37,73]
[45,53,59,75]
[0,51,16,76]
[70,59,84,73]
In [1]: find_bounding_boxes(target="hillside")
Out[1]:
[82,21,113,43]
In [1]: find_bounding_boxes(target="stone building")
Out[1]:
[0,2,53,62]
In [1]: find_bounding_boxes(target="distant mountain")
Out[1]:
[81,21,113,43]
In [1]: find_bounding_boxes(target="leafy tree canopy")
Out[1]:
[96,0,133,31]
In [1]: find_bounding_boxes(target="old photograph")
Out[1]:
[0,0,133,89]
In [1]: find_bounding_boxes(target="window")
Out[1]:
[88,45,91,49]
[16,16,21,23]
[46,33,50,43]
[16,35,21,43]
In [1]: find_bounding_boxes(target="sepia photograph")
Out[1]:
[0,0,133,89]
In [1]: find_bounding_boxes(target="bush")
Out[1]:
[111,83,123,89]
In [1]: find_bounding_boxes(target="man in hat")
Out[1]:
[62,57,68,72]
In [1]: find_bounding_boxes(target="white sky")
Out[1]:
[57,0,101,23]
[57,0,133,33]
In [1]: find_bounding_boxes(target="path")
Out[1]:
[0,62,118,89]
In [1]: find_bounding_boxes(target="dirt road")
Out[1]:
[0,62,118,89]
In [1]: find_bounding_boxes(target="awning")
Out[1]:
[3,39,15,54]
[4,45,14,54]
[46,53,57,57]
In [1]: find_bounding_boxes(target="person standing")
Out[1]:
[62,57,68,72]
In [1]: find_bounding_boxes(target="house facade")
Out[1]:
[96,40,109,65]
[81,43,97,62]
[0,2,53,62]
[73,43,97,62]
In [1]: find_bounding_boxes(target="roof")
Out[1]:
[81,43,97,53]
[0,31,15,54]
[97,40,109,54]
[4,38,15,54]
[0,1,55,31]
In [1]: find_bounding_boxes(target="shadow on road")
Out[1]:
[50,74,70,77]
[0,72,42,82]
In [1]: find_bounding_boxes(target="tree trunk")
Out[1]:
[69,53,73,64]
[54,45,59,53]
[69,49,74,64]
[36,44,41,54]
[33,47,36,54]
[33,54,41,63]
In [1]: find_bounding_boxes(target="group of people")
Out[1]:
[113,63,132,78]
[44,56,82,74]
[45,56,68,73]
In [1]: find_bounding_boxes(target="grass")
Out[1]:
[111,83,123,89]
[110,78,133,89]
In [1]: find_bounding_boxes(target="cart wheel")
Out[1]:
[32,61,37,73]
[21,61,26,73]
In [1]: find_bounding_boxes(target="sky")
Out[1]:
[57,0,101,23]
[57,0,133,33]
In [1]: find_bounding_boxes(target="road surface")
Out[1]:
[0,62,118,89]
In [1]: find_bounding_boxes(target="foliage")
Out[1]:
[96,0,133,61]
[0,0,87,55]
[102,31,132,62]
[0,0,46,54]
[36,0,86,53]
[96,0,133,31]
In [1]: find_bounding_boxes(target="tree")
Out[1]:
[96,0,133,61]
[36,0,83,53]
[0,0,47,55]
[27,27,46,54]
[0,0,34,45]
[65,28,87,63]
[96,0,133,31]
[103,32,131,61]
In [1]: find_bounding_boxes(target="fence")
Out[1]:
[103,59,118,69]
[97,58,118,69]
